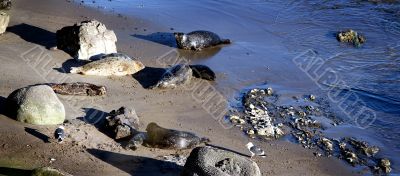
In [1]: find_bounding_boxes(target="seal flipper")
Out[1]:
[220,39,231,44]
[70,67,81,74]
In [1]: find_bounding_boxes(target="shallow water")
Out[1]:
[83,0,400,172]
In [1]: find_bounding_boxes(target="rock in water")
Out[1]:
[32,167,71,176]
[181,146,261,176]
[56,20,117,60]
[6,85,65,125]
[153,64,192,89]
[189,65,216,81]
[337,29,366,47]
[50,82,106,96]
[0,12,10,34]
[70,54,145,76]
[174,30,231,50]
[144,122,210,149]
[0,0,11,10]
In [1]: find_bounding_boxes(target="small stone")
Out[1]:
[379,158,391,173]
[309,94,316,101]
[266,87,273,95]
[246,129,255,135]
[321,138,333,151]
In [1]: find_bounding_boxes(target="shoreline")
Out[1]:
[0,0,358,175]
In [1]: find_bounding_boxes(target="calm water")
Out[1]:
[83,0,400,172]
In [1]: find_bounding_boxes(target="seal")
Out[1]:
[144,122,210,150]
[153,64,193,89]
[70,53,145,76]
[50,82,106,96]
[174,30,231,51]
[189,65,216,81]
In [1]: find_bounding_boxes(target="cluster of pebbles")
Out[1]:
[228,87,392,174]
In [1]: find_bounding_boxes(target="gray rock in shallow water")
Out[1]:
[153,64,192,89]
[0,12,9,34]
[0,0,11,10]
[6,85,65,125]
[181,146,261,176]
[31,167,71,176]
[56,20,117,61]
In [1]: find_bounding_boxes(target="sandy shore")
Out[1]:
[0,0,359,175]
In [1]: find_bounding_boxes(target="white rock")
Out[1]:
[56,20,117,61]
[0,12,9,34]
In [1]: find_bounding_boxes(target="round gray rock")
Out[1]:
[6,85,65,125]
[181,146,261,176]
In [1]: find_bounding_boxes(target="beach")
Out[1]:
[0,0,398,175]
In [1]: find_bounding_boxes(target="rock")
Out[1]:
[153,64,193,89]
[181,146,261,176]
[56,20,117,60]
[70,54,144,76]
[127,132,147,150]
[105,107,140,140]
[337,29,366,47]
[0,0,11,10]
[31,167,71,176]
[0,12,10,34]
[379,158,391,173]
[6,85,65,125]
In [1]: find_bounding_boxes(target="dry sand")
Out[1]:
[0,0,359,175]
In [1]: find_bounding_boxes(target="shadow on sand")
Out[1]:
[87,149,182,175]
[53,59,89,73]
[132,67,166,89]
[24,127,50,143]
[0,167,31,176]
[132,32,177,48]
[7,23,56,49]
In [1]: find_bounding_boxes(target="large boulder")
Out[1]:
[0,12,9,34]
[181,146,261,176]
[31,167,71,176]
[0,0,11,10]
[56,20,117,61]
[6,85,65,125]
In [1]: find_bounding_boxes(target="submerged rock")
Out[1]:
[337,29,366,47]
[0,12,9,34]
[153,64,193,89]
[31,167,71,176]
[6,85,65,125]
[70,55,144,76]
[105,107,140,140]
[56,20,117,60]
[0,0,11,10]
[50,82,106,96]
[144,122,209,149]
[181,146,261,176]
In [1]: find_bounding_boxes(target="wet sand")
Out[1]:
[0,0,359,175]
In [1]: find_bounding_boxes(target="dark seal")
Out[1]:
[50,82,106,96]
[174,30,231,51]
[189,65,216,81]
[144,122,210,150]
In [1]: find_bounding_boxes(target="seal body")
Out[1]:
[50,82,106,96]
[174,30,230,51]
[70,54,145,76]
[154,64,193,89]
[189,65,216,81]
[144,122,210,149]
